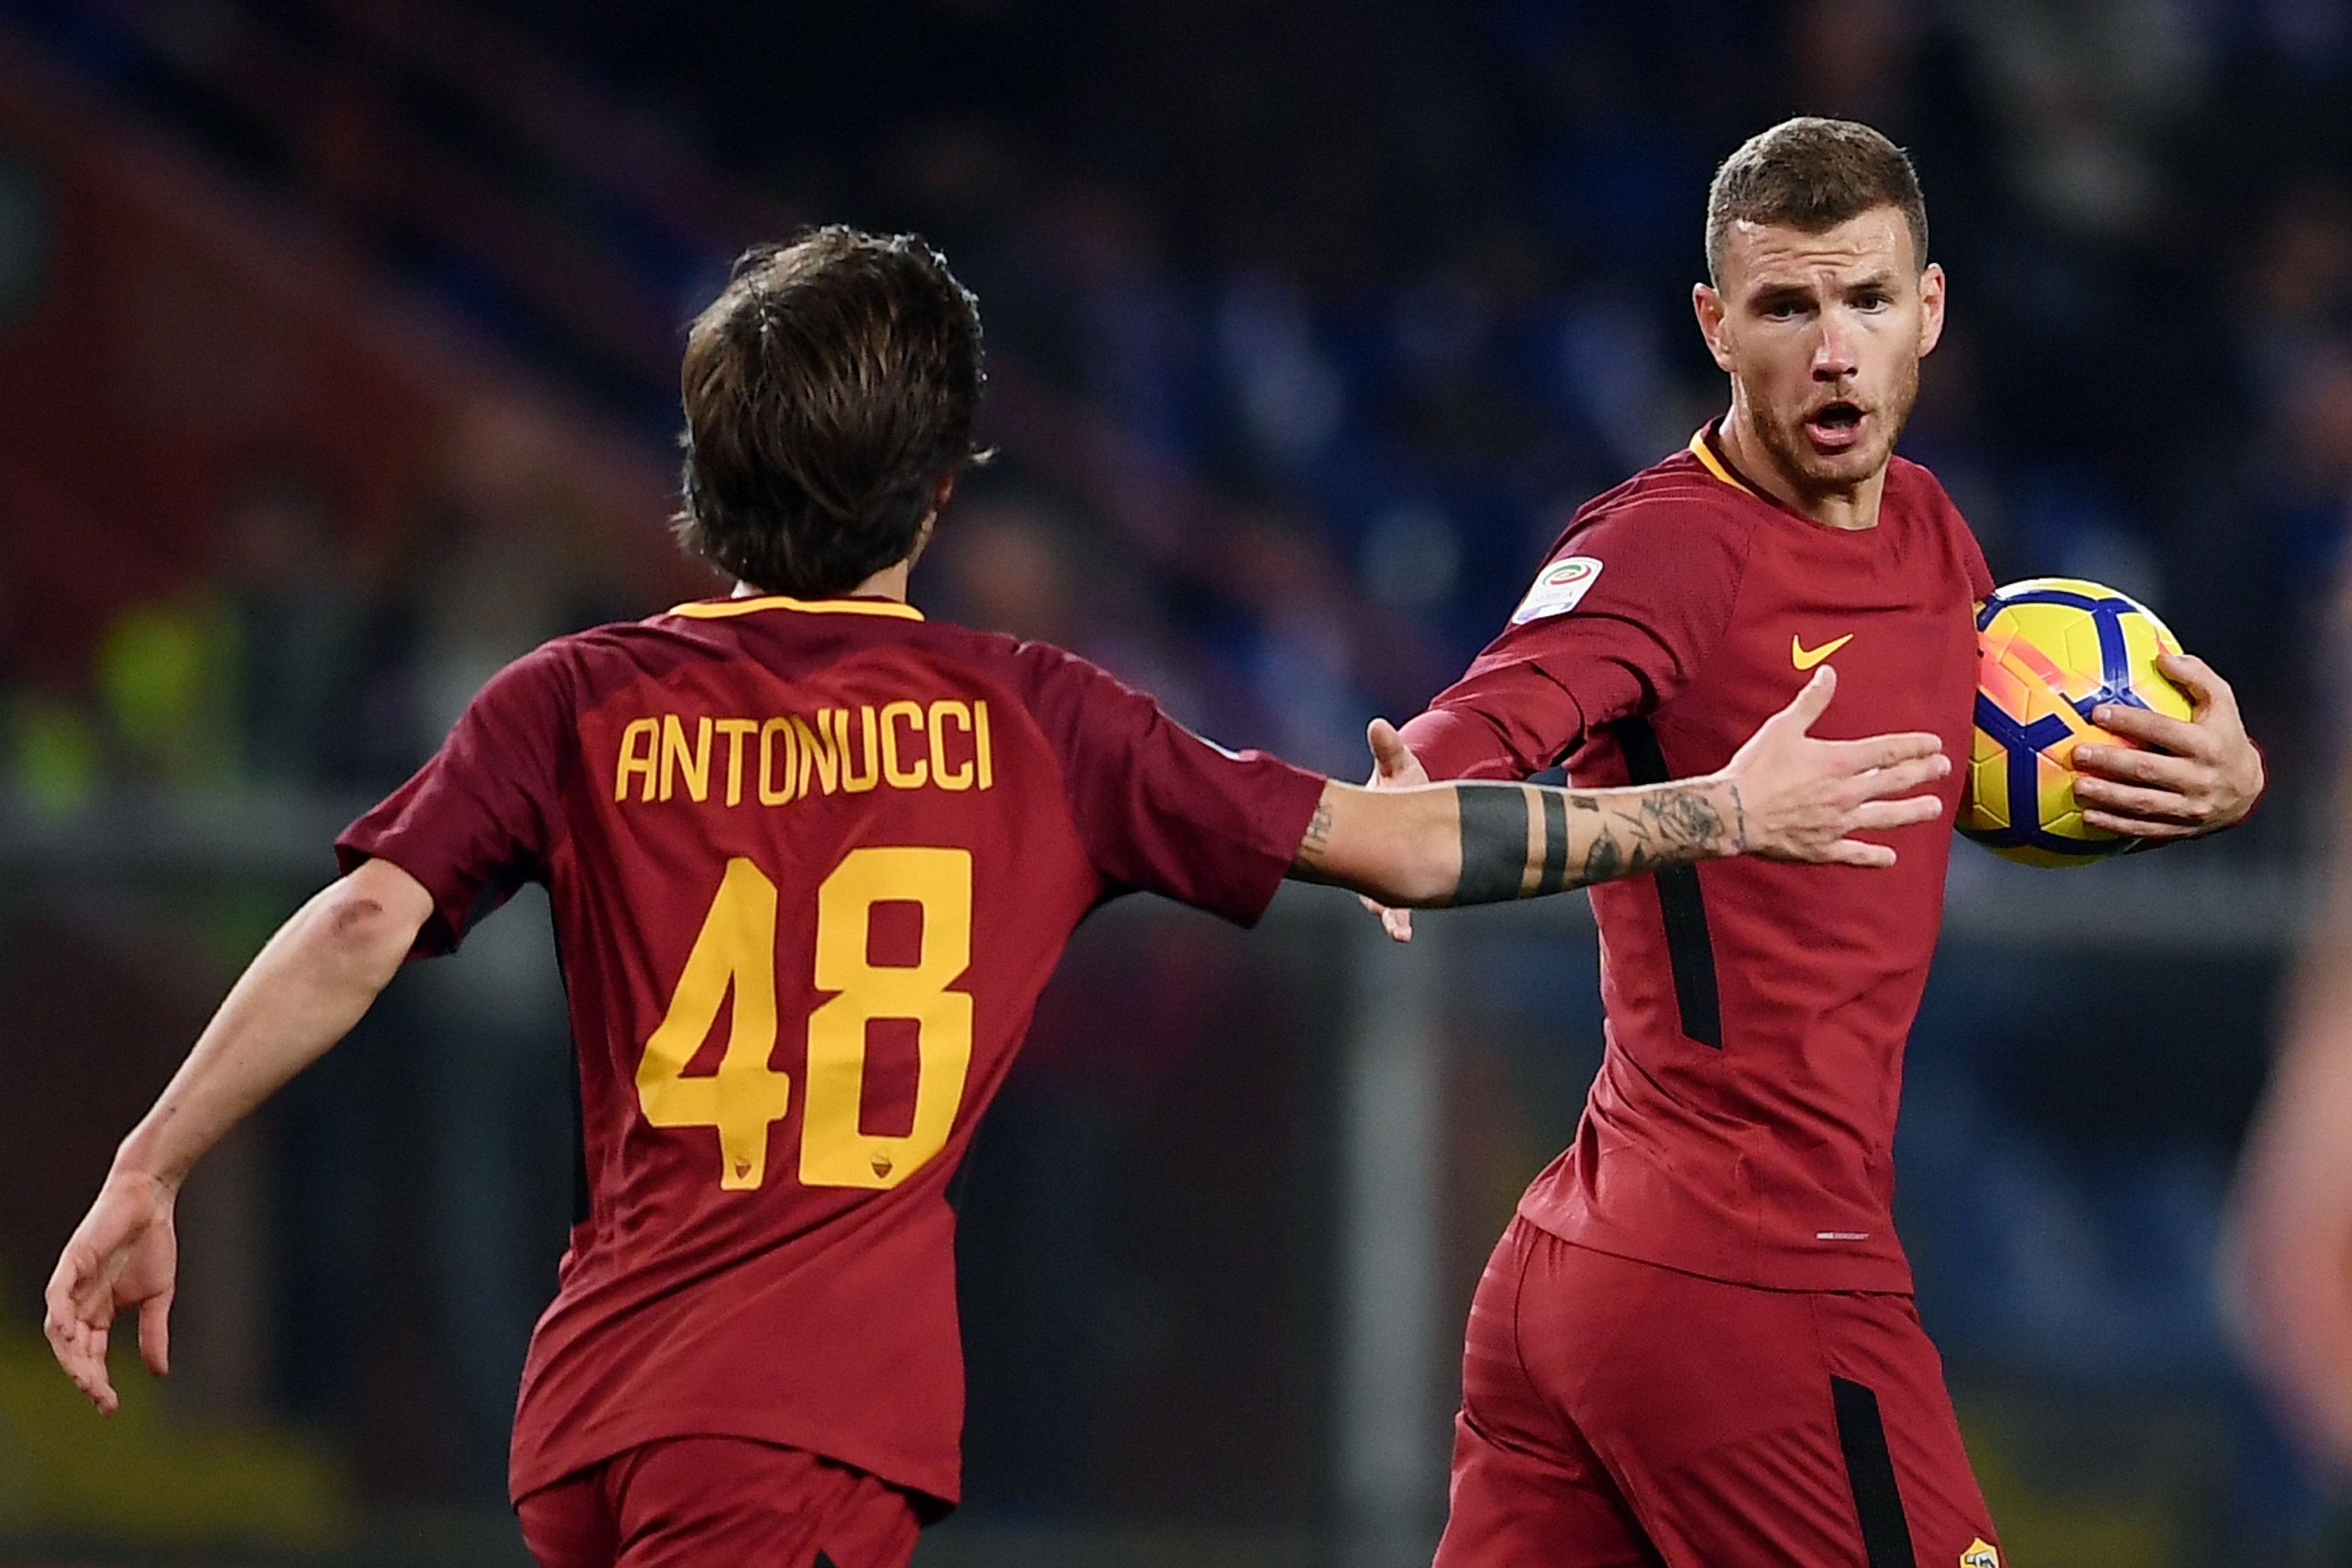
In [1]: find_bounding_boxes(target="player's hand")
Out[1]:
[44,1171,180,1415]
[2071,652,2264,841]
[1359,718,1428,942]
[1719,666,1949,868]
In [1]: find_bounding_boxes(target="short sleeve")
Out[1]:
[1014,643,1327,926]
[1901,458,1995,600]
[1961,521,1995,600]
[1401,495,1755,780]
[336,644,572,956]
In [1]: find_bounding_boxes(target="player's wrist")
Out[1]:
[1693,774,1749,859]
[110,1130,189,1196]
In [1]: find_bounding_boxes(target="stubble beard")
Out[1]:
[1745,350,1922,498]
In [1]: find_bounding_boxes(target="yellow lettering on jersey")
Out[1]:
[617,698,1000,811]
[640,849,978,1195]
[838,706,882,793]
[801,847,974,1189]
[757,717,798,806]
[794,713,840,796]
[880,700,928,789]
[660,714,713,802]
[714,718,759,807]
[615,717,659,803]
[929,700,973,791]
[636,857,788,1189]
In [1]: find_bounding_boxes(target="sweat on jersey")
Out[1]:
[336,594,1327,1509]
[1399,428,1994,1295]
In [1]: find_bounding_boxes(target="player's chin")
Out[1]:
[1790,437,1889,488]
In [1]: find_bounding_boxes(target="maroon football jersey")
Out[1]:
[336,594,1325,1508]
[1401,429,1993,1294]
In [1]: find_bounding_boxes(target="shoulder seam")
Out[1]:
[1000,640,1109,894]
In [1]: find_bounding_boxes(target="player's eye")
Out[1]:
[1852,290,1890,310]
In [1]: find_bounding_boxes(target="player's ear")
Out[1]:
[1915,263,1947,359]
[1693,283,1735,372]
[906,473,954,570]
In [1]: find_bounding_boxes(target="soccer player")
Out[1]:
[1365,120,2267,1567]
[44,227,1952,1568]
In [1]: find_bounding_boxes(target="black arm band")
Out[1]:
[1453,785,1530,905]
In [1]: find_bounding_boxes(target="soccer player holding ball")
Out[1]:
[43,229,1953,1567]
[1368,119,2267,1566]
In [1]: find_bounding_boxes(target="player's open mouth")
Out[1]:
[1803,401,1866,451]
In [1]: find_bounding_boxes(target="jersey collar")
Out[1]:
[669,593,925,622]
[1688,421,1889,537]
[1686,424,1760,499]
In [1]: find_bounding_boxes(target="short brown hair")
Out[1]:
[676,227,987,597]
[1704,118,1928,283]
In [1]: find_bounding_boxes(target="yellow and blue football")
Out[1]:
[1959,577,2192,868]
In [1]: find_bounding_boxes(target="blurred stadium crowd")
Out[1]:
[6,1,2352,1564]
[8,0,2352,810]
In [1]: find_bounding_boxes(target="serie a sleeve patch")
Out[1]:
[1509,555,1605,625]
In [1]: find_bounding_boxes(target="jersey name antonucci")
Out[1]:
[338,595,1324,1507]
[1402,430,1993,1293]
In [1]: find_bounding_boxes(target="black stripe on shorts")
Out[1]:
[1831,1375,1917,1568]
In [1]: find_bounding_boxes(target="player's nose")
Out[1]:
[1811,320,1858,379]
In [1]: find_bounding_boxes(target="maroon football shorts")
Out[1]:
[516,1436,922,1568]
[1435,1217,2003,1568]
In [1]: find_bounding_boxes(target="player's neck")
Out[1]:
[730,558,915,604]
[1715,408,1886,532]
[850,558,914,602]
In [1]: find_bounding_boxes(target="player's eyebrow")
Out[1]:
[1842,270,1898,298]
[1743,281,1818,313]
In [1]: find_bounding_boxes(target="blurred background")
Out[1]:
[0,0,2344,1563]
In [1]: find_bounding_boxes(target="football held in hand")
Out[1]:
[1960,577,2194,866]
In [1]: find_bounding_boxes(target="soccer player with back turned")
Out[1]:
[1365,120,2267,1568]
[49,227,1950,1568]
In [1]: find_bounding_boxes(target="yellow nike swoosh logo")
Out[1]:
[1791,633,1854,670]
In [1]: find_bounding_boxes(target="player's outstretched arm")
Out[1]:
[1294,665,1948,909]
[43,858,432,1415]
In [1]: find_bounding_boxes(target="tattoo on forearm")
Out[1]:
[1301,796,1334,864]
[1580,831,1623,887]
[1639,784,1726,852]
[1447,777,1736,906]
